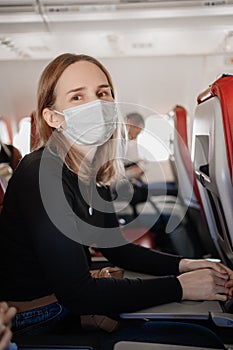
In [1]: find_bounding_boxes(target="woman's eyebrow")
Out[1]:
[98,84,111,89]
[66,84,110,95]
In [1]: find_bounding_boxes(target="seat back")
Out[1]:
[114,342,221,350]
[19,347,93,350]
[122,228,156,249]
[168,105,218,258]
[171,105,200,208]
[0,143,22,213]
[14,334,97,350]
[192,74,233,267]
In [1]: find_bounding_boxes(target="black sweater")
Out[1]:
[0,147,182,316]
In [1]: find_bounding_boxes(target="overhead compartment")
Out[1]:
[39,0,233,23]
[0,1,43,23]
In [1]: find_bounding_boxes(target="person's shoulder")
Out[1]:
[10,149,43,182]
[19,148,43,168]
[5,149,43,190]
[12,147,64,185]
[22,147,72,184]
[20,147,62,169]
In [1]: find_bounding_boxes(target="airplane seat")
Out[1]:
[192,74,233,267]
[13,323,100,350]
[14,333,96,350]
[0,143,22,212]
[0,180,4,213]
[122,227,156,249]
[91,228,156,264]
[113,341,223,350]
[169,105,218,258]
[0,142,22,189]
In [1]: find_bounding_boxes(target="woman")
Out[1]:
[0,53,232,348]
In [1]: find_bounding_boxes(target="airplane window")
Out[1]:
[138,115,173,162]
[13,117,31,156]
[0,119,11,144]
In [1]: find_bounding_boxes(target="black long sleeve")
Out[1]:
[100,243,181,276]
[0,148,182,316]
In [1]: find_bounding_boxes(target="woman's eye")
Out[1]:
[72,95,81,101]
[98,91,107,98]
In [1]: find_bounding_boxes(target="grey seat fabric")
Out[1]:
[114,342,222,350]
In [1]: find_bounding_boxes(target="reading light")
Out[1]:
[0,36,30,58]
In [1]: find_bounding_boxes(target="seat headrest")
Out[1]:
[197,75,233,180]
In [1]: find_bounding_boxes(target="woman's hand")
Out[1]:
[221,265,233,298]
[0,302,17,350]
[179,258,233,300]
[179,258,229,275]
[178,268,230,301]
[179,258,233,296]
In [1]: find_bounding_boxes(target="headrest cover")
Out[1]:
[211,76,233,180]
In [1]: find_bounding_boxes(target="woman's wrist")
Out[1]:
[179,258,192,274]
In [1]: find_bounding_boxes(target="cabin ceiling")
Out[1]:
[0,0,233,59]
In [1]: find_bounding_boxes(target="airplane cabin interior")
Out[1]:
[0,1,233,350]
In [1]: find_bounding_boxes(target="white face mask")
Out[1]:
[54,100,117,146]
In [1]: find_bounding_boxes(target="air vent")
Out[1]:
[203,0,228,5]
[132,42,153,49]
[0,1,38,14]
[39,0,117,13]
[39,0,232,14]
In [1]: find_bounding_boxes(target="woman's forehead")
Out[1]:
[56,61,108,92]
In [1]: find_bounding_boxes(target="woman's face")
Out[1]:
[43,60,113,129]
[55,60,113,112]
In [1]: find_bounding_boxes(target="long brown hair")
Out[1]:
[36,53,125,184]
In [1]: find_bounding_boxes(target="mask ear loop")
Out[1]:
[51,109,65,132]
[53,109,64,116]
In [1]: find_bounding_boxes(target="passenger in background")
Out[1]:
[0,53,233,350]
[0,302,17,350]
[125,112,146,181]
[124,112,148,216]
